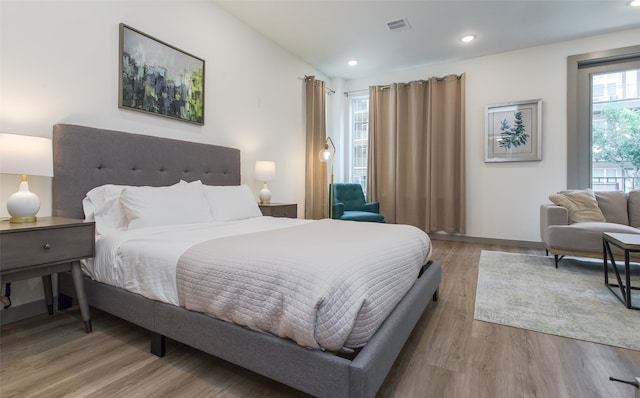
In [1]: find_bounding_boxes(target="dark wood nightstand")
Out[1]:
[0,217,95,332]
[258,203,297,218]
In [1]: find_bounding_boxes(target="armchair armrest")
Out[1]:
[362,202,380,213]
[540,203,569,242]
[332,202,345,219]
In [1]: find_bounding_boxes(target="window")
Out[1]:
[348,94,369,195]
[567,45,640,191]
[591,68,640,192]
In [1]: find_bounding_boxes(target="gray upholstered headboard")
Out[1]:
[52,124,241,219]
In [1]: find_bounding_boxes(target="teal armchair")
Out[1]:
[331,183,385,222]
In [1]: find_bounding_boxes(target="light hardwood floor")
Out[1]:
[1,240,639,397]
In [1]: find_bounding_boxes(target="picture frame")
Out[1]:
[485,99,542,162]
[118,23,205,125]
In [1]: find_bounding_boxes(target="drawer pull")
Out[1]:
[43,243,51,250]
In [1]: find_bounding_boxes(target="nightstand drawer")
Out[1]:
[259,203,297,218]
[0,223,95,271]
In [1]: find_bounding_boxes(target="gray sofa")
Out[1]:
[540,189,640,267]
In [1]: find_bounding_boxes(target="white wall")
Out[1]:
[344,28,640,243]
[0,1,322,308]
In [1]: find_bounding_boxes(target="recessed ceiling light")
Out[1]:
[348,59,358,67]
[629,0,640,6]
[460,34,477,43]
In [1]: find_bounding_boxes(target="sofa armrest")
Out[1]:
[362,202,380,213]
[540,203,569,242]
[332,202,345,219]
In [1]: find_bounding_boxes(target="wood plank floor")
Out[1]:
[1,240,639,397]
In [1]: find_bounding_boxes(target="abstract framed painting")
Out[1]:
[118,23,205,125]
[485,99,542,162]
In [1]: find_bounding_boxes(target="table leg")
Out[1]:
[603,238,609,285]
[70,261,92,333]
[604,238,639,310]
[41,274,54,315]
[625,250,632,309]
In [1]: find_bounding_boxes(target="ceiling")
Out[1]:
[214,0,640,80]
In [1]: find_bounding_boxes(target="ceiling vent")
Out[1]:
[386,18,411,32]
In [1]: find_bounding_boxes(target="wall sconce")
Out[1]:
[318,136,336,219]
[0,133,53,223]
[255,160,276,204]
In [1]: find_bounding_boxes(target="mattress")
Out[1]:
[89,217,432,351]
[89,217,310,304]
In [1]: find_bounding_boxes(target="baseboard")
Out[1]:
[428,232,545,249]
[0,297,56,325]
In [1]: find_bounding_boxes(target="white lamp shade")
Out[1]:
[0,133,54,177]
[255,161,276,182]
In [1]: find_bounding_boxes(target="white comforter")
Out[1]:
[89,217,431,351]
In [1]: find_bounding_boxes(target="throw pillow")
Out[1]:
[549,189,606,223]
[595,190,629,225]
[628,190,640,228]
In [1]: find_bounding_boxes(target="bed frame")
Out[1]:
[53,124,442,398]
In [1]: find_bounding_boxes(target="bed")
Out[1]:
[53,123,442,398]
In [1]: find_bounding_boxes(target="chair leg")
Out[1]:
[554,255,559,268]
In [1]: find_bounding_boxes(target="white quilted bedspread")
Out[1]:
[176,219,431,351]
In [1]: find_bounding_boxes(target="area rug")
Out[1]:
[474,250,640,351]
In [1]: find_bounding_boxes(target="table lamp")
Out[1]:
[0,133,54,223]
[319,137,336,219]
[255,160,276,204]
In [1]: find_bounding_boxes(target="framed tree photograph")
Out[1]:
[119,23,205,125]
[485,99,542,162]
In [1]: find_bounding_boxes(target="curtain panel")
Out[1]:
[304,76,328,219]
[368,74,466,233]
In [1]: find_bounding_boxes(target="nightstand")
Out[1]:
[0,217,95,332]
[258,203,297,218]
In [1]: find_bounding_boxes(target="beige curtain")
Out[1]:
[368,74,466,233]
[304,76,328,219]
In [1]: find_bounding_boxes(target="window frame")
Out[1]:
[567,44,640,189]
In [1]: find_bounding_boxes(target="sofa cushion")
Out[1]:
[546,222,640,253]
[340,211,385,222]
[549,189,606,223]
[595,190,629,225]
[628,190,640,228]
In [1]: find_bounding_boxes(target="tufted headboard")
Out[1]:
[52,124,241,220]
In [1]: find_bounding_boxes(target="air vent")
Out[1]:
[386,18,411,32]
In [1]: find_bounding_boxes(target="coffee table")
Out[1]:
[602,232,640,310]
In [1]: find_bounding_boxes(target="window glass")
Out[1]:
[349,95,369,195]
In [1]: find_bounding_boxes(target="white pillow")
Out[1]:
[202,184,263,221]
[83,184,129,235]
[121,180,211,230]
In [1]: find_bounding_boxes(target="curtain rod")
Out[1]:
[299,76,335,95]
[374,74,463,89]
[344,88,368,96]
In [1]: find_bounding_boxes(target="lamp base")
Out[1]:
[7,178,41,223]
[10,216,37,223]
[259,183,271,204]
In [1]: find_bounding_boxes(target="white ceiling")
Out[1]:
[214,0,640,80]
